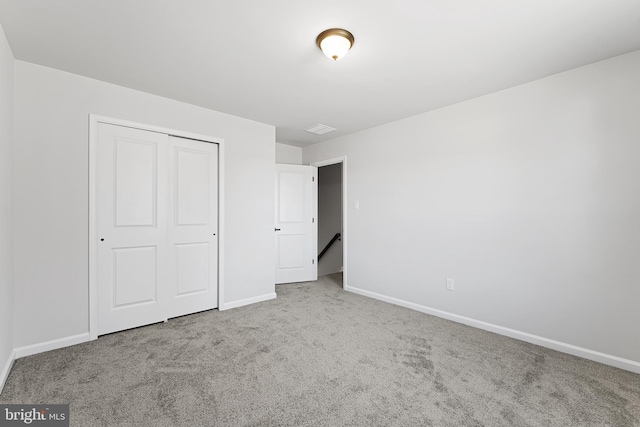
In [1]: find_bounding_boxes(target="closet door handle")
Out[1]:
[275,228,281,231]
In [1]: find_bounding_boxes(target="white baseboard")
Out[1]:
[14,333,91,359]
[344,285,640,374]
[0,349,16,395]
[220,292,277,311]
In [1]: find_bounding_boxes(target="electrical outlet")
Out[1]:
[446,278,455,291]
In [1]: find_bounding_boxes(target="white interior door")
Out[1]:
[97,123,169,335]
[167,136,218,318]
[275,164,317,284]
[97,123,219,336]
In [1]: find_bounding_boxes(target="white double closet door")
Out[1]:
[97,123,218,336]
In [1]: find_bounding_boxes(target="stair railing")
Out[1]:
[318,232,341,261]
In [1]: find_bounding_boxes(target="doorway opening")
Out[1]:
[312,156,347,289]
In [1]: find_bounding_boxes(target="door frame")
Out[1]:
[88,114,225,340]
[311,156,347,288]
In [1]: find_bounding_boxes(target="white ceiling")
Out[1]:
[1,0,639,147]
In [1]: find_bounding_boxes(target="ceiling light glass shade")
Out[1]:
[316,28,354,61]
[319,35,351,60]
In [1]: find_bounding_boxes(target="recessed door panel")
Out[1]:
[115,139,157,227]
[113,246,157,307]
[175,243,209,296]
[277,235,306,269]
[176,148,209,226]
[278,172,305,223]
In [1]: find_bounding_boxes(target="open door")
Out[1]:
[275,164,317,284]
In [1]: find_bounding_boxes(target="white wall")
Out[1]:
[275,142,302,165]
[318,164,342,276]
[13,61,275,349]
[0,23,15,389]
[303,50,640,368]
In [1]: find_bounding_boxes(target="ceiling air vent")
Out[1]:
[304,124,337,135]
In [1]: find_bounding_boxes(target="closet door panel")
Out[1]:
[97,123,169,335]
[167,136,219,318]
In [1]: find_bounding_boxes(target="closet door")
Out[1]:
[167,136,218,318]
[97,123,170,335]
[96,124,219,336]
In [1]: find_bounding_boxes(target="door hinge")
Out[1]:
[312,177,315,182]
[312,218,315,223]
[312,259,315,264]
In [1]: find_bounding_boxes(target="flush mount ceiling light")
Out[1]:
[316,28,354,61]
